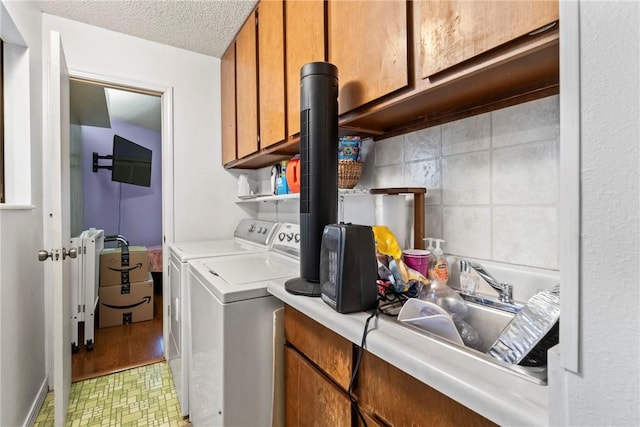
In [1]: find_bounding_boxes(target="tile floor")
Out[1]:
[34,362,189,426]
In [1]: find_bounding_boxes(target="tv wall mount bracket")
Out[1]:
[92,152,113,172]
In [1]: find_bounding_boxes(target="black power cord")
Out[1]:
[117,182,123,235]
[348,309,378,427]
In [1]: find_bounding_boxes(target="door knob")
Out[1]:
[38,250,53,262]
[62,247,78,260]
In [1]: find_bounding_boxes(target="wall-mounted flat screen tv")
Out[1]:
[111,135,152,187]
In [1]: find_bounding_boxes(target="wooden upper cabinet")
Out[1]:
[285,0,325,138]
[328,0,409,115]
[258,0,286,150]
[235,12,259,159]
[419,1,559,79]
[221,44,236,166]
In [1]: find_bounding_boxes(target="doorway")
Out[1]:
[68,78,166,382]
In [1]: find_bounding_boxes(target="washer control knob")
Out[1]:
[294,233,301,243]
[279,232,286,241]
[249,224,256,233]
[286,233,294,242]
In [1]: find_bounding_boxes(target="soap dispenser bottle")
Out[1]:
[428,239,450,285]
[424,237,435,254]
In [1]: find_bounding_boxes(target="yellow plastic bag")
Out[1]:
[371,225,402,259]
[372,226,428,286]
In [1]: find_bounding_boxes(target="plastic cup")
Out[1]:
[402,249,430,277]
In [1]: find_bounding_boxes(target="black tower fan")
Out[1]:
[285,62,339,296]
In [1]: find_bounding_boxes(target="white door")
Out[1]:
[43,30,73,426]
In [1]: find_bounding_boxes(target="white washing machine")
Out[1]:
[167,219,280,417]
[188,223,300,427]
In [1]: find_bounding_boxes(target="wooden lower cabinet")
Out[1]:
[284,305,353,390]
[285,346,352,427]
[284,305,496,426]
[357,351,496,427]
[355,411,385,427]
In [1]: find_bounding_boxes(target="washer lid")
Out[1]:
[200,252,299,285]
[169,239,266,262]
[190,252,299,303]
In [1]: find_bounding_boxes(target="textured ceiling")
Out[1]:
[37,0,258,58]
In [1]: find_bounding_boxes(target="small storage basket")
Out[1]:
[338,160,364,189]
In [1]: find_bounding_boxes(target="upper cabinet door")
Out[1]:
[236,12,259,159]
[221,44,237,166]
[285,0,325,138]
[328,0,409,115]
[419,1,559,79]
[258,0,286,149]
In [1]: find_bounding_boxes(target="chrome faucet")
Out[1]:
[460,260,513,304]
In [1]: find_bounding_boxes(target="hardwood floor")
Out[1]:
[72,291,164,382]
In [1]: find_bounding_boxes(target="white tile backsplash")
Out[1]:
[424,205,443,240]
[442,206,492,259]
[404,160,441,205]
[373,94,560,271]
[375,134,404,166]
[442,151,491,205]
[492,95,560,148]
[492,139,559,205]
[255,95,560,272]
[442,113,491,156]
[404,126,442,161]
[374,164,405,188]
[493,206,558,269]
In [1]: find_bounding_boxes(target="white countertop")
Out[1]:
[268,278,549,427]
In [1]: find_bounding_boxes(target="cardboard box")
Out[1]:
[100,246,149,286]
[98,278,154,328]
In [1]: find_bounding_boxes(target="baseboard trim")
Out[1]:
[23,378,49,427]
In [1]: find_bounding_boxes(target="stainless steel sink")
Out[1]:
[462,300,515,352]
[392,297,549,384]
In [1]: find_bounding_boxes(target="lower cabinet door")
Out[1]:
[355,410,386,427]
[285,346,352,427]
[358,351,497,426]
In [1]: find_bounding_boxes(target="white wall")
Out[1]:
[553,2,639,425]
[41,14,249,243]
[0,1,46,426]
